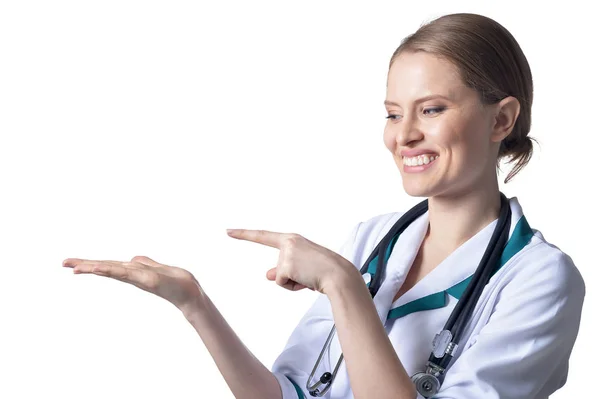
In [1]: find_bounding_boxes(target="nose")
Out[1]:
[392,113,424,147]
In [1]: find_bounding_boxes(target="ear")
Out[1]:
[490,96,520,143]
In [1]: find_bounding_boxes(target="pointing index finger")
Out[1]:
[227,229,283,248]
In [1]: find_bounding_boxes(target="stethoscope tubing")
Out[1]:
[307,193,512,396]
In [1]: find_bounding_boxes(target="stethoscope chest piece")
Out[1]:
[411,371,441,398]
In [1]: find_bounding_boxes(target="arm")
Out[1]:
[323,267,418,399]
[182,294,282,399]
[63,255,282,399]
[269,217,415,398]
[269,221,370,398]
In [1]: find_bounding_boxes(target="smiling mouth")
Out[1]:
[402,154,439,166]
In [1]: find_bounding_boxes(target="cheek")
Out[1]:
[383,126,396,152]
[442,121,491,173]
[461,119,493,159]
[431,116,483,152]
[425,124,463,156]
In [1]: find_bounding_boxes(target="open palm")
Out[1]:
[62,256,203,312]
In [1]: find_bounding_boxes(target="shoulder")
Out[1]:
[493,228,585,318]
[440,229,586,398]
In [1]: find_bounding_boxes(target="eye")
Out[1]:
[423,106,446,116]
[386,114,402,121]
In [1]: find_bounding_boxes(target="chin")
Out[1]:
[401,179,436,198]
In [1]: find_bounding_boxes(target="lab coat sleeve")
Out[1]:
[432,248,586,399]
[271,222,363,399]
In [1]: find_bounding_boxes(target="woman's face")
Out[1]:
[384,51,499,199]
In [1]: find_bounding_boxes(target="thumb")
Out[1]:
[131,255,162,267]
[266,267,277,281]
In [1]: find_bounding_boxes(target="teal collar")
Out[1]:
[286,376,306,399]
[364,216,534,321]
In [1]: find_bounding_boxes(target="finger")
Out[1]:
[283,280,309,292]
[64,259,137,271]
[70,261,134,278]
[291,283,312,291]
[67,260,136,280]
[63,258,84,268]
[275,270,289,288]
[72,261,157,290]
[226,229,285,249]
[64,258,107,269]
[66,259,168,295]
[267,267,312,291]
[275,271,303,292]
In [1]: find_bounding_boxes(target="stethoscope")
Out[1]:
[306,193,512,397]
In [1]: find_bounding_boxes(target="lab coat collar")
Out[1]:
[365,196,530,324]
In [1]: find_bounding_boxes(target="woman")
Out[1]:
[63,13,585,399]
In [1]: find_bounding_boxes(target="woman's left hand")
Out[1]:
[226,229,355,294]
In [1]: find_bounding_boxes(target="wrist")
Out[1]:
[322,259,363,297]
[179,291,209,321]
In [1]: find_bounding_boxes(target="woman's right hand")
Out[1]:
[62,255,204,315]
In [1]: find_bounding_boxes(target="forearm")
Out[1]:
[181,293,282,399]
[325,268,417,399]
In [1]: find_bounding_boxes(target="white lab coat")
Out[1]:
[271,197,585,399]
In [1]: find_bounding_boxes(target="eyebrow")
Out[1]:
[384,94,453,107]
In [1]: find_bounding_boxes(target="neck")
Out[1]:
[425,179,502,253]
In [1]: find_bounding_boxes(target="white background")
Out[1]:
[1,1,597,398]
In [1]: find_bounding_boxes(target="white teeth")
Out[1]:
[403,154,439,166]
